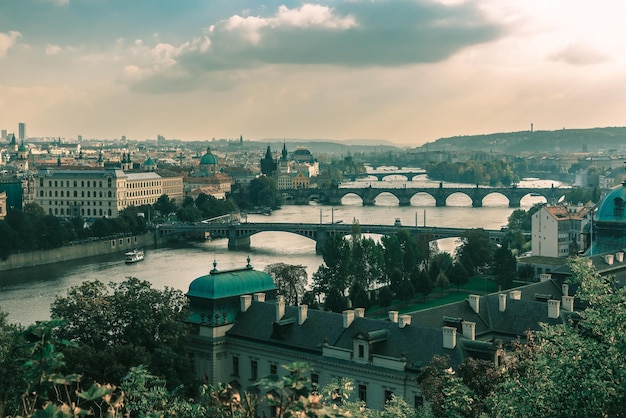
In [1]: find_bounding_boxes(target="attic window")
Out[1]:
[535,293,553,301]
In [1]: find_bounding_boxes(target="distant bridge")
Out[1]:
[345,170,427,181]
[156,222,506,253]
[284,186,564,208]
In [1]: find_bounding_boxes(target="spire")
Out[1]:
[264,145,272,159]
[281,140,287,160]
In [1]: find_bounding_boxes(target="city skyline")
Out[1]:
[1,0,625,146]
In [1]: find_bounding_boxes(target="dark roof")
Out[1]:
[228,302,465,370]
[229,303,345,353]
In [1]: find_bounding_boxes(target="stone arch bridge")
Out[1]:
[156,222,506,253]
[284,186,563,207]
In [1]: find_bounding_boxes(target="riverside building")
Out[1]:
[34,168,181,218]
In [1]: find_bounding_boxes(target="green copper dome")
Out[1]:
[595,182,626,223]
[200,147,218,165]
[187,261,276,300]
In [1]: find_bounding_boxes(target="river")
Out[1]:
[0,172,560,325]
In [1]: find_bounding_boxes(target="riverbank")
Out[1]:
[0,232,154,272]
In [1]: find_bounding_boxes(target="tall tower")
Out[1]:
[18,122,26,141]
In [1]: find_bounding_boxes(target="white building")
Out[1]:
[531,204,592,257]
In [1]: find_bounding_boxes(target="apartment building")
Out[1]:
[531,204,591,257]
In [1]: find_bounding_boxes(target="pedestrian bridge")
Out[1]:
[284,185,564,207]
[345,170,427,181]
[156,222,506,253]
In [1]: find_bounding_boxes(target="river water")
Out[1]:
[0,172,559,325]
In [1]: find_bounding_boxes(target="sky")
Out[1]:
[1,0,626,147]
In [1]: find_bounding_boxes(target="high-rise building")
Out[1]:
[1,130,6,140]
[18,122,25,141]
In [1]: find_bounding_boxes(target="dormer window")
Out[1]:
[614,198,624,217]
[358,344,365,358]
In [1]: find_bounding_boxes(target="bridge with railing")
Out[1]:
[156,221,506,253]
[283,185,564,207]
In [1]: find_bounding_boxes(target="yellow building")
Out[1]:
[0,191,6,219]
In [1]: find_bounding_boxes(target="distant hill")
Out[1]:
[418,127,626,154]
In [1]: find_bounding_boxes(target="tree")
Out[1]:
[492,246,517,289]
[247,175,283,209]
[457,229,496,275]
[507,208,531,232]
[434,272,450,295]
[448,262,470,290]
[153,194,177,217]
[50,278,193,391]
[0,221,17,260]
[0,308,24,417]
[485,258,626,417]
[264,263,308,306]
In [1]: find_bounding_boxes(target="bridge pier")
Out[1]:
[435,197,447,207]
[508,200,521,208]
[471,198,483,208]
[228,229,251,251]
[398,196,412,206]
[315,228,327,254]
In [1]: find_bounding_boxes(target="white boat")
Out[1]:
[125,249,144,264]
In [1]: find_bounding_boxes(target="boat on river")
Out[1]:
[125,249,144,264]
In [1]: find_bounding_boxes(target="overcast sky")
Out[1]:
[1,0,625,146]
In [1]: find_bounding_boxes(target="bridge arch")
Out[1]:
[373,192,400,206]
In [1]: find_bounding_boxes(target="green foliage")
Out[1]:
[425,160,516,186]
[242,175,283,209]
[50,278,193,391]
[491,246,517,289]
[457,228,496,275]
[265,263,308,306]
[153,194,177,217]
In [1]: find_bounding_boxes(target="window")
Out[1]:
[232,356,239,376]
[384,390,394,404]
[311,373,319,389]
[251,360,258,380]
[414,395,424,409]
[270,364,277,375]
[358,384,367,403]
[358,344,365,358]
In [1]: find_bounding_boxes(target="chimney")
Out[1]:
[462,321,476,340]
[540,273,552,282]
[498,293,507,312]
[562,295,574,311]
[276,295,285,321]
[605,254,614,265]
[253,292,266,302]
[442,326,457,349]
[240,294,252,312]
[354,307,365,318]
[298,304,308,325]
[468,294,480,313]
[343,310,355,328]
[617,252,624,262]
[548,299,560,319]
[398,315,411,328]
[561,283,569,297]
[509,290,522,300]
[388,310,399,323]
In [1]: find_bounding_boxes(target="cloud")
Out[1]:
[126,1,502,93]
[550,42,609,66]
[45,44,63,55]
[0,31,22,58]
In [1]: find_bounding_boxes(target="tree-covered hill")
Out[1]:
[419,126,626,153]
